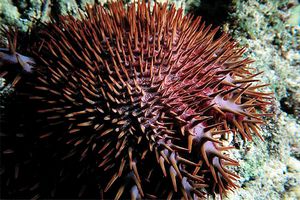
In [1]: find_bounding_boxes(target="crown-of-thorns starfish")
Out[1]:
[1,1,273,199]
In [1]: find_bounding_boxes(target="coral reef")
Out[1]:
[0,77,14,109]
[224,0,300,199]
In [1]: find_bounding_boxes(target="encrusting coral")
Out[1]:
[0,1,273,199]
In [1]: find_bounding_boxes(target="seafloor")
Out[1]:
[0,0,299,199]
